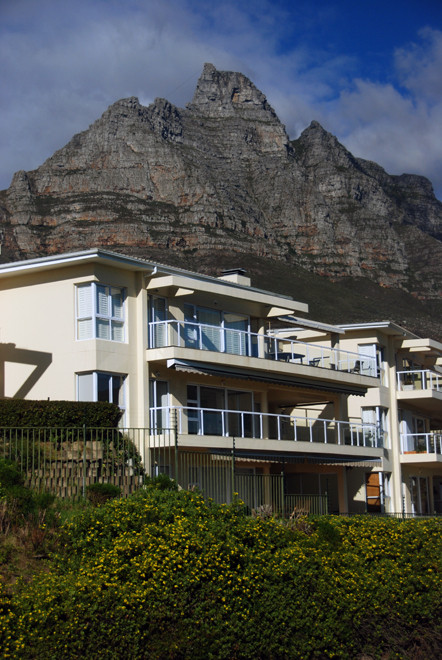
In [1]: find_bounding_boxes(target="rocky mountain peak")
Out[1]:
[188,62,279,122]
[293,120,358,170]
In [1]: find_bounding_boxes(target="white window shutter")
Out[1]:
[78,319,93,340]
[77,284,92,318]
[111,321,124,342]
[77,284,93,339]
[96,285,109,316]
[96,318,110,340]
[111,288,124,318]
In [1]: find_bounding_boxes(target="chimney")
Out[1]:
[218,268,251,287]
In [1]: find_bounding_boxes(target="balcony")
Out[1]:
[148,320,378,376]
[396,370,442,415]
[401,432,442,462]
[397,370,442,392]
[150,406,382,449]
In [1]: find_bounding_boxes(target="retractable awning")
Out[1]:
[206,450,382,467]
[166,358,368,396]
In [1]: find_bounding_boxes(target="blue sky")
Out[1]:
[1,0,442,198]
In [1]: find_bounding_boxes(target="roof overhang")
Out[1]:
[0,248,158,279]
[399,337,442,359]
[146,274,307,316]
[338,321,418,339]
[276,316,345,336]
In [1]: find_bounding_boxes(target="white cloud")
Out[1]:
[316,29,442,198]
[0,0,441,200]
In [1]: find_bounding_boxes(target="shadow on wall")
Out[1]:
[0,343,52,399]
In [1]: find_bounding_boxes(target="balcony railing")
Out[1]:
[401,432,442,455]
[397,370,442,392]
[148,320,378,376]
[150,406,381,448]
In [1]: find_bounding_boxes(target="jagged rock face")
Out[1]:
[1,63,442,307]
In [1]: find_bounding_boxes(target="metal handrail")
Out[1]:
[397,369,442,392]
[150,406,381,447]
[148,319,378,376]
[400,432,442,454]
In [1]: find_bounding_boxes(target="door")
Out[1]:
[410,476,429,515]
[149,380,169,430]
[365,472,381,512]
[227,390,254,437]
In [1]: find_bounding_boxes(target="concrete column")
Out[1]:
[135,273,149,428]
[330,332,341,370]
[337,467,349,514]
[387,337,404,514]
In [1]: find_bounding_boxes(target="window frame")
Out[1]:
[76,282,126,342]
[183,303,250,355]
[76,371,126,424]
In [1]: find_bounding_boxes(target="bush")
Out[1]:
[0,458,23,493]
[144,473,178,491]
[0,457,57,526]
[0,400,122,429]
[85,482,121,506]
[0,492,441,659]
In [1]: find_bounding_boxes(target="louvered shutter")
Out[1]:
[152,297,167,347]
[198,308,221,351]
[77,284,93,340]
[224,313,247,355]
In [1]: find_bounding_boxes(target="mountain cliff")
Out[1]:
[1,63,441,337]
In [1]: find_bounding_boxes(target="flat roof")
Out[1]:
[337,321,419,339]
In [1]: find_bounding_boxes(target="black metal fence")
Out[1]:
[0,426,327,514]
[0,427,150,498]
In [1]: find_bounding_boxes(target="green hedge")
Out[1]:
[0,488,441,659]
[0,400,122,429]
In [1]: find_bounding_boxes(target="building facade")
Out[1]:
[1,249,440,515]
[290,322,442,515]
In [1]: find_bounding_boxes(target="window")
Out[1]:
[76,283,125,341]
[361,406,388,447]
[149,380,169,430]
[77,372,126,423]
[149,297,168,348]
[183,304,249,355]
[186,384,255,437]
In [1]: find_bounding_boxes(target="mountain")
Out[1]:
[1,63,442,338]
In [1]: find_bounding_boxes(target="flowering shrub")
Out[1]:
[0,488,441,659]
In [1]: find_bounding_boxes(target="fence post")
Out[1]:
[231,437,236,503]
[82,423,86,498]
[281,471,285,518]
[174,411,179,484]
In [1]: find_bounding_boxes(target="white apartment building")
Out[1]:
[1,249,440,515]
